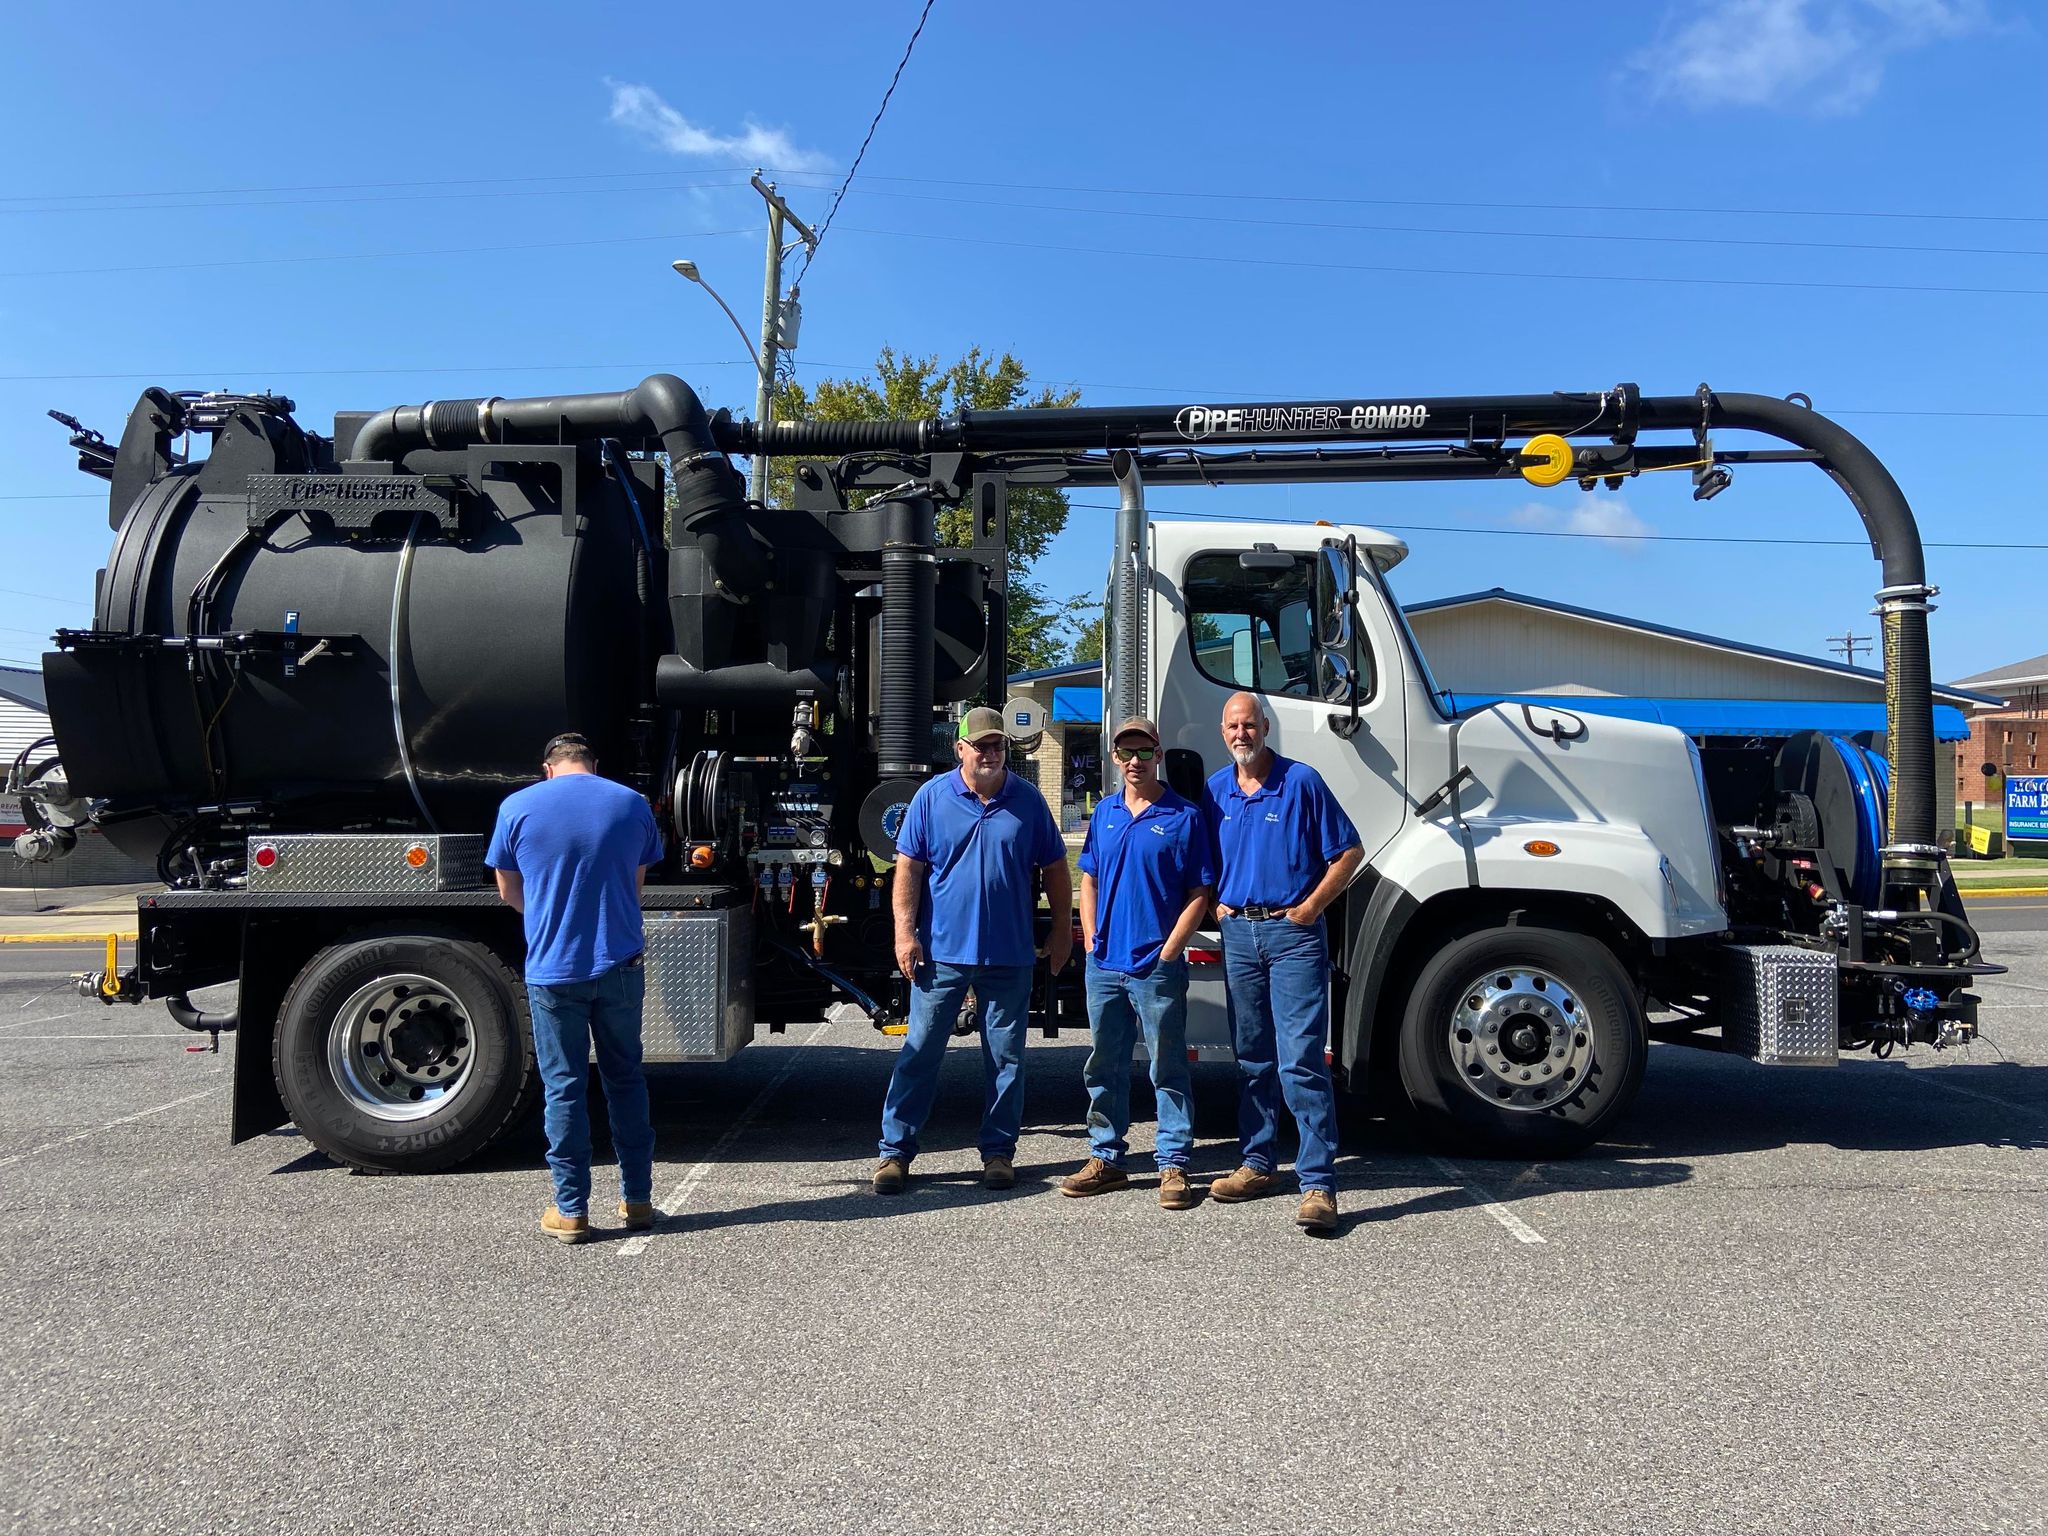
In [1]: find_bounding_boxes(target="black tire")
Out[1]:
[274,927,535,1174]
[1397,924,1646,1157]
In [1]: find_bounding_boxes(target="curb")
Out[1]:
[1956,887,2048,899]
[0,932,137,944]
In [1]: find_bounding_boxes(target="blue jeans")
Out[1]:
[1082,953,1194,1168]
[1221,914,1337,1193]
[878,962,1034,1163]
[527,959,653,1217]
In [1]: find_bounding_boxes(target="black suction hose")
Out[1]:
[877,495,937,778]
[350,374,763,596]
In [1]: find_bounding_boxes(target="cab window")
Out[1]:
[1184,550,1371,703]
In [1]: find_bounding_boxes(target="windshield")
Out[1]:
[1375,564,1451,718]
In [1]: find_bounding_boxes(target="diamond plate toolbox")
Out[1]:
[244,834,487,893]
[1721,944,1838,1065]
[644,906,755,1063]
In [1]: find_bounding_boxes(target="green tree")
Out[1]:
[769,347,1090,674]
[1070,611,1104,664]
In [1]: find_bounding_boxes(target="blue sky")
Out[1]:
[2,0,2041,681]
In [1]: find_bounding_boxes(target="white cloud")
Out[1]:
[1628,0,1991,114]
[605,80,831,171]
[1506,497,1655,551]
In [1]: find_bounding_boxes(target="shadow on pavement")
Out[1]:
[266,1037,2047,1195]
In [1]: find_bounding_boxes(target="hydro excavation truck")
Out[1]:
[19,375,1995,1170]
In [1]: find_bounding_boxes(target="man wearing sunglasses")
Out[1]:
[875,706,1072,1194]
[1203,692,1363,1234]
[1061,717,1215,1209]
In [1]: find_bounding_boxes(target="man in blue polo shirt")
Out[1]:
[487,731,664,1245]
[1061,716,1215,1210]
[874,706,1071,1194]
[1202,691,1364,1234]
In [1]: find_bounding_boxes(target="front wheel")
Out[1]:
[274,927,535,1173]
[1397,924,1646,1156]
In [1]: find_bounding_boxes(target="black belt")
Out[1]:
[1237,905,1286,921]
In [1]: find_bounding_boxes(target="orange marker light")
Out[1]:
[690,843,716,870]
[1523,840,1561,858]
[404,844,430,869]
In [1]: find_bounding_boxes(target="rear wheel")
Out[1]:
[1397,924,1645,1156]
[274,927,535,1173]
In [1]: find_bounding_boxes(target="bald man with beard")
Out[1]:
[1200,692,1363,1234]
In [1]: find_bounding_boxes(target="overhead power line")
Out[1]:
[0,228,754,280]
[4,163,2038,228]
[0,173,755,217]
[817,170,2048,228]
[799,185,2048,260]
[1067,501,2048,550]
[839,224,2048,298]
[798,0,938,284]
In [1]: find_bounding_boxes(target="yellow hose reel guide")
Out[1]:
[1519,434,1575,488]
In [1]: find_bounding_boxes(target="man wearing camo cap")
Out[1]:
[873,706,1071,1194]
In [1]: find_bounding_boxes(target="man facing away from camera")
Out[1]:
[487,732,663,1245]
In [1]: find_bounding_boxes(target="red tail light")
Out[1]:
[1186,946,1222,966]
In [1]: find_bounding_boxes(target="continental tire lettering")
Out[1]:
[375,1119,466,1152]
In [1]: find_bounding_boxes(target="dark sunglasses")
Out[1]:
[1112,745,1158,763]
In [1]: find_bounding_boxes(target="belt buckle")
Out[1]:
[1242,904,1270,921]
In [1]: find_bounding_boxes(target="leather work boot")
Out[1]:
[1157,1166,1196,1211]
[540,1206,590,1245]
[874,1158,909,1195]
[982,1156,1017,1190]
[1295,1189,1339,1234]
[1208,1165,1280,1203]
[1059,1157,1130,1198]
[618,1200,656,1232]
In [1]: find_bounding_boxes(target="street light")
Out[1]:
[670,259,759,368]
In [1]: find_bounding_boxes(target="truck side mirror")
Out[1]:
[1318,536,1365,740]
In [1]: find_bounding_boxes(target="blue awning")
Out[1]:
[1444,695,1973,743]
[1051,686,1103,724]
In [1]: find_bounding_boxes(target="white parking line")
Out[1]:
[619,1019,833,1258]
[6,1033,194,1040]
[0,1087,219,1172]
[1429,1156,1548,1245]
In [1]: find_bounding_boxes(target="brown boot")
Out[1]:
[1059,1157,1129,1197]
[982,1156,1017,1190]
[1157,1166,1196,1210]
[1295,1189,1338,1234]
[1208,1165,1279,1203]
[539,1205,589,1244]
[874,1158,909,1195]
[618,1200,656,1231]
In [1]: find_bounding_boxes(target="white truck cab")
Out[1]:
[1122,517,1730,1151]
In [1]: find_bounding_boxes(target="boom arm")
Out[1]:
[729,383,1940,907]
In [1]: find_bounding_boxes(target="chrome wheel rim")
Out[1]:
[327,972,475,1122]
[1447,965,1594,1113]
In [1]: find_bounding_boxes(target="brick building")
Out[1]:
[1952,651,2048,819]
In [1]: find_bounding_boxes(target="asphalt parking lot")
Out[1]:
[1,905,2043,1535]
